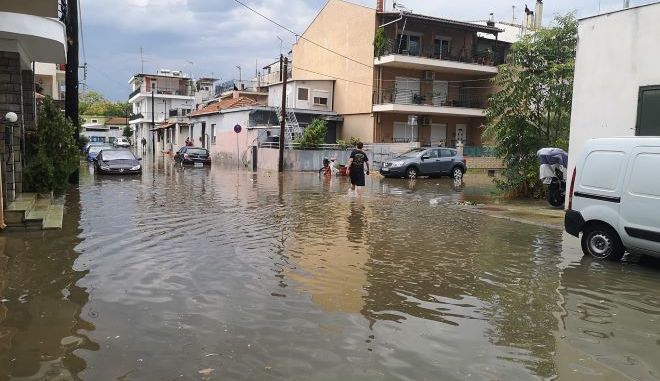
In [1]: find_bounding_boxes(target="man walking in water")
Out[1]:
[347,142,370,196]
[141,137,147,154]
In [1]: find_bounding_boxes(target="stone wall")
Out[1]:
[465,156,505,170]
[0,51,28,204]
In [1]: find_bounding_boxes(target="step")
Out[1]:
[42,204,64,230]
[24,198,50,222]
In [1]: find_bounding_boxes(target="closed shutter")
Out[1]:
[637,86,660,136]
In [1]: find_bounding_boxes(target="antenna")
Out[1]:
[140,47,144,73]
[512,5,516,23]
[277,36,283,56]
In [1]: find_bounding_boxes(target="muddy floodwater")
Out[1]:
[1,158,659,380]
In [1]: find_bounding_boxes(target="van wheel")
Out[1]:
[581,224,625,261]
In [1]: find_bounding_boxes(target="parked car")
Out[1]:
[380,148,466,179]
[174,147,212,167]
[565,137,660,261]
[94,149,142,175]
[86,145,111,162]
[114,137,131,148]
[84,141,106,154]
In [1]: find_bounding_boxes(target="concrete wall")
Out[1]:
[568,4,660,177]
[292,0,375,119]
[342,114,374,143]
[268,80,334,112]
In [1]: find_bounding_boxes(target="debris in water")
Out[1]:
[198,368,215,379]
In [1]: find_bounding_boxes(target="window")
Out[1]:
[91,119,98,123]
[636,85,660,136]
[396,33,422,56]
[440,149,455,158]
[298,88,309,101]
[211,124,216,145]
[629,153,660,197]
[581,151,625,191]
[433,37,451,59]
[313,97,328,106]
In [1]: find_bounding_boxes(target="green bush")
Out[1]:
[337,136,360,149]
[23,97,80,195]
[294,118,327,149]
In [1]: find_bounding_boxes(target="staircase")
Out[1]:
[3,193,64,231]
[275,106,304,143]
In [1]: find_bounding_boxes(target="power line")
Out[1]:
[78,0,87,63]
[292,66,373,87]
[232,0,373,70]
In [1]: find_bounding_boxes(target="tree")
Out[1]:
[485,14,577,198]
[23,97,80,195]
[294,118,327,149]
[79,91,130,117]
[123,126,134,140]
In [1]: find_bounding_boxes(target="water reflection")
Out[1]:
[2,161,660,380]
[0,187,96,380]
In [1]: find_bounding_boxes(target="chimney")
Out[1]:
[487,12,495,27]
[535,0,543,29]
[524,5,535,30]
[623,0,630,8]
[376,0,384,12]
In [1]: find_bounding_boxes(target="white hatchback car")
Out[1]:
[565,137,660,261]
[114,137,131,148]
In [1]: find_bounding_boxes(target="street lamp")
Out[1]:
[3,112,18,123]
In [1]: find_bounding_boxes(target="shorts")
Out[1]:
[350,168,365,186]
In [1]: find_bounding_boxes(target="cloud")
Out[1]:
[81,0,656,100]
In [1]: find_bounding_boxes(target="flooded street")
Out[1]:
[1,158,659,380]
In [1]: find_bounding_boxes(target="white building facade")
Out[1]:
[568,3,660,177]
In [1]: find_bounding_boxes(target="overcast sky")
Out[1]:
[80,0,655,100]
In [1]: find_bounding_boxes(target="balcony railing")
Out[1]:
[377,38,503,67]
[374,88,489,109]
[129,87,193,99]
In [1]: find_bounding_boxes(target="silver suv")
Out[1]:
[380,148,467,179]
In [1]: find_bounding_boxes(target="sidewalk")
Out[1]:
[453,199,565,229]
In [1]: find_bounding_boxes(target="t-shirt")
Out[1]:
[350,149,368,169]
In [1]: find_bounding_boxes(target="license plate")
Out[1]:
[381,168,390,172]
[194,162,204,168]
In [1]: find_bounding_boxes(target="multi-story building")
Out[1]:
[0,0,67,207]
[81,115,128,144]
[34,62,66,101]
[128,69,195,153]
[292,0,515,149]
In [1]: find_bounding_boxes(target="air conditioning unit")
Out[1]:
[423,71,435,81]
[420,116,432,125]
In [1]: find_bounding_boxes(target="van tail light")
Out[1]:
[568,168,577,211]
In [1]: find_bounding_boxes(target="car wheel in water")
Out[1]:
[451,166,464,179]
[581,224,625,261]
[406,166,418,179]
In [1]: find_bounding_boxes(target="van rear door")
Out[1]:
[620,146,660,255]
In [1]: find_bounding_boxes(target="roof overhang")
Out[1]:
[0,11,67,64]
[380,12,503,35]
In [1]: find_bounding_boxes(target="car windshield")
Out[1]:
[101,150,136,161]
[187,148,208,155]
[88,146,109,154]
[397,149,423,158]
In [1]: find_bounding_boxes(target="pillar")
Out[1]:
[0,51,24,204]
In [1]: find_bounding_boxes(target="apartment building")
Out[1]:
[128,69,196,153]
[0,0,67,205]
[292,0,513,149]
[34,62,66,100]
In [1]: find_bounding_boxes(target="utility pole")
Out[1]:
[65,0,80,183]
[151,90,155,157]
[278,55,288,173]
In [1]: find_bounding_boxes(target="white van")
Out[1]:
[565,137,660,261]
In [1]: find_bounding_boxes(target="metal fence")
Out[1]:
[373,88,489,109]
[378,38,504,66]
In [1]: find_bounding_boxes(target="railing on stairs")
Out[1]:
[275,106,304,143]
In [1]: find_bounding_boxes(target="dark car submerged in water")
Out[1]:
[94,149,142,175]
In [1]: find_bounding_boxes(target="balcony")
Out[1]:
[373,88,488,117]
[0,11,67,64]
[375,39,500,75]
[129,86,194,101]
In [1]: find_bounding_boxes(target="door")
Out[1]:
[393,122,418,143]
[620,147,660,254]
[636,86,660,136]
[395,77,420,104]
[456,124,467,145]
[201,122,206,148]
[430,123,447,145]
[438,149,456,173]
[433,38,450,59]
[432,81,448,106]
[419,149,441,174]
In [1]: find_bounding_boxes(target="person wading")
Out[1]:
[347,142,370,196]
[141,137,147,154]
